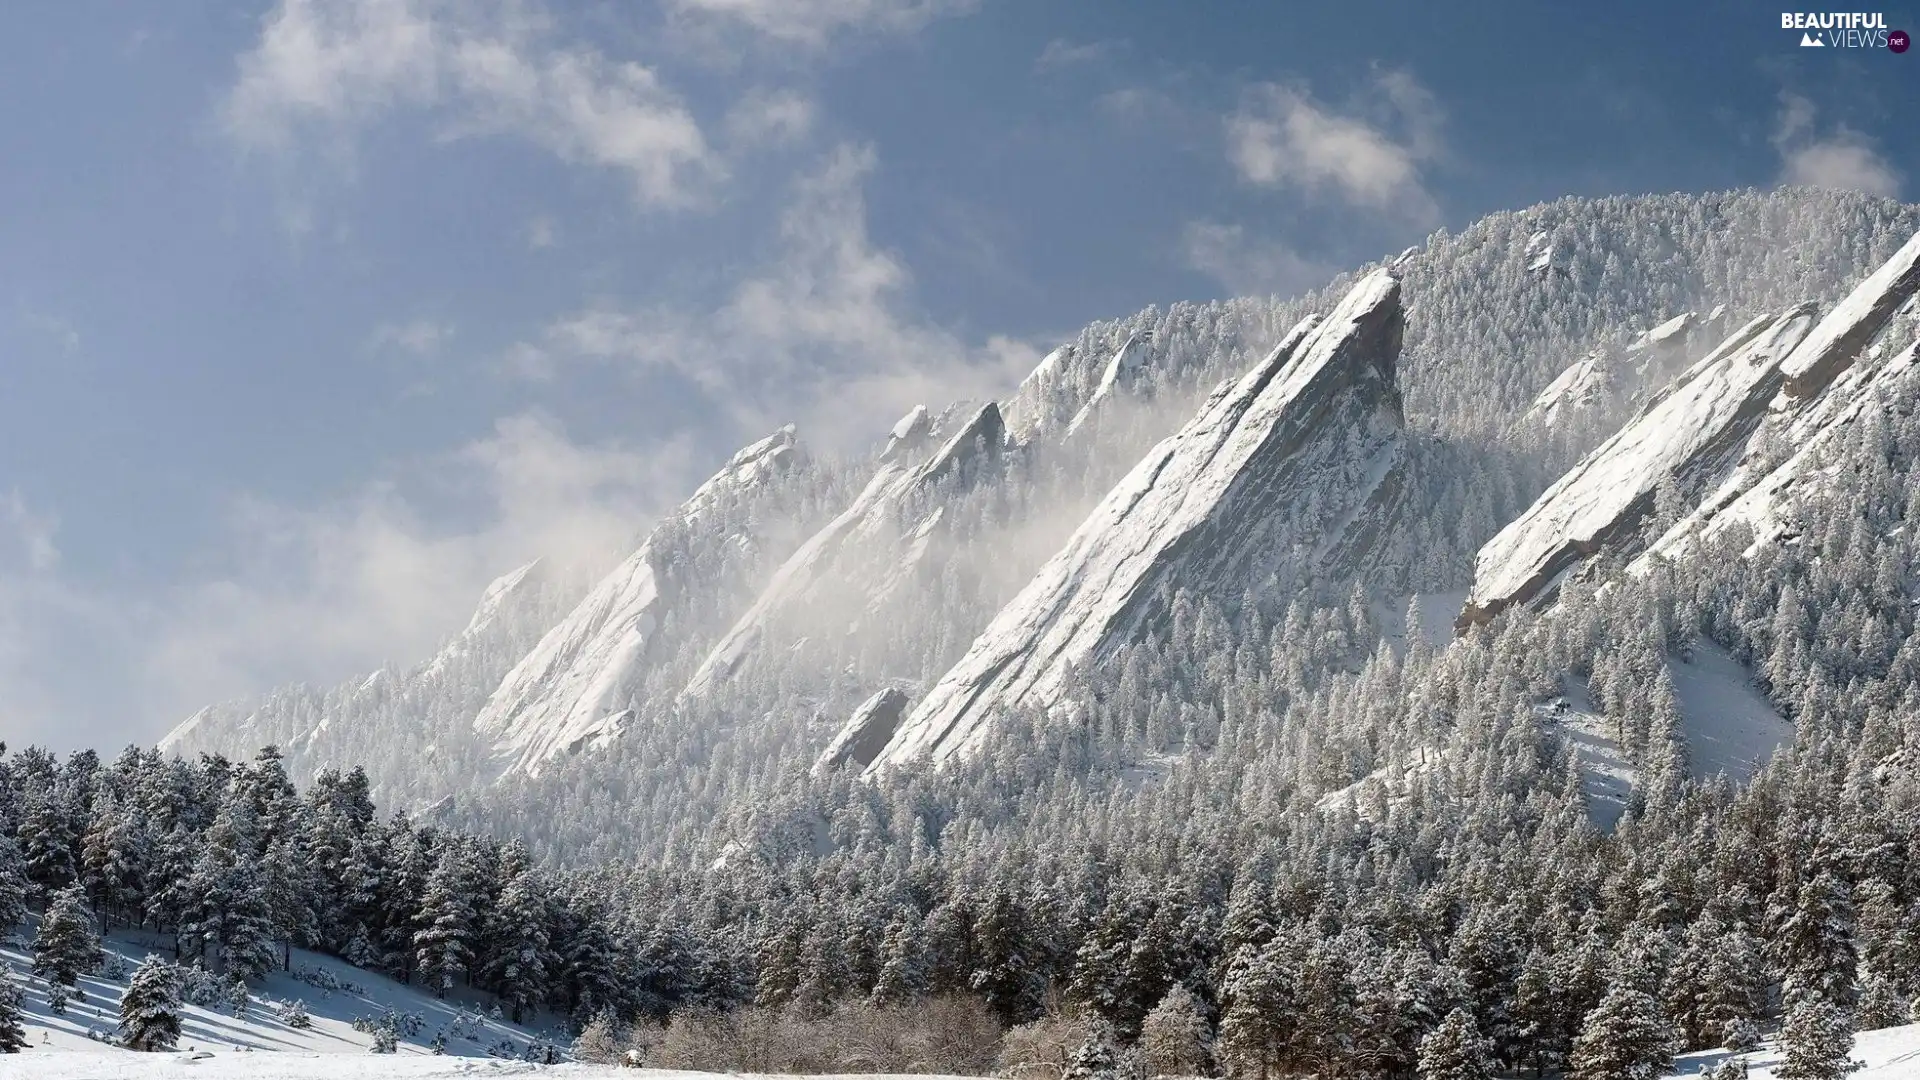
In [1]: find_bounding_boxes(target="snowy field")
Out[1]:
[1673,1021,1920,1077]
[2,920,565,1064]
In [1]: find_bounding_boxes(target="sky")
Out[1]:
[0,0,1913,752]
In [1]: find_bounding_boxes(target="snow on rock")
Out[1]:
[1641,340,1920,564]
[1005,344,1074,438]
[872,269,1406,772]
[473,428,800,778]
[1460,306,1816,628]
[420,560,546,680]
[1063,331,1151,437]
[1519,350,1613,428]
[814,686,911,774]
[1780,228,1920,400]
[680,404,1006,699]
[1524,229,1553,274]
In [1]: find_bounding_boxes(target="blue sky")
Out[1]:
[0,0,1912,750]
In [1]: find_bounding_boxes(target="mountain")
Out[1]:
[871,268,1406,770]
[1461,227,1920,626]
[472,428,801,779]
[154,189,1920,860]
[679,403,1005,702]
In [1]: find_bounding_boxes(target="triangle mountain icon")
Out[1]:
[1800,31,1825,45]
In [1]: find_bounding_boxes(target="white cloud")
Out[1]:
[525,213,557,248]
[1181,222,1335,299]
[370,317,454,356]
[1035,38,1122,72]
[1772,92,1901,198]
[666,0,977,48]
[16,306,81,354]
[724,88,818,147]
[515,144,1041,448]
[137,413,697,726]
[1227,71,1443,222]
[224,0,718,207]
[0,491,59,574]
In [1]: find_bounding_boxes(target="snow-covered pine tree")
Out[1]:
[0,835,28,939]
[31,883,102,1006]
[180,795,277,981]
[118,955,183,1052]
[482,866,552,1023]
[413,837,480,998]
[0,970,27,1053]
[1567,982,1678,1080]
[1140,983,1213,1077]
[1418,1007,1496,1080]
[1776,995,1863,1080]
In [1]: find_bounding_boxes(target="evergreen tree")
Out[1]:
[1140,983,1212,1077]
[1568,983,1678,1080]
[483,867,552,1023]
[413,841,479,998]
[0,835,28,939]
[1418,1007,1496,1080]
[1776,996,1862,1080]
[0,970,27,1053]
[118,956,183,1052]
[31,884,102,1004]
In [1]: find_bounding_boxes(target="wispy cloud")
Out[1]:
[223,0,718,208]
[1227,69,1444,223]
[665,0,977,49]
[369,317,454,357]
[723,88,818,147]
[1771,91,1901,198]
[1035,38,1123,73]
[513,144,1041,449]
[1181,222,1335,299]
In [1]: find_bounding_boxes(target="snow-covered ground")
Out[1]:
[1,922,566,1066]
[1542,642,1790,830]
[1667,640,1793,780]
[1673,1021,1920,1077]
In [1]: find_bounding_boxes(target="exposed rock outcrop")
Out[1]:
[472,428,800,778]
[870,269,1407,771]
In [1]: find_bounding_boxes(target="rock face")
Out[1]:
[1780,229,1920,400]
[472,428,800,778]
[870,269,1406,772]
[679,403,1006,699]
[814,687,910,774]
[1459,309,1816,627]
[1064,331,1151,437]
[1640,339,1920,565]
[1465,230,1920,627]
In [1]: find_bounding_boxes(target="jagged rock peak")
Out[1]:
[471,426,802,779]
[1781,229,1920,400]
[679,402,1008,701]
[870,268,1405,772]
[1065,330,1153,437]
[814,686,911,774]
[1460,305,1817,629]
[1641,338,1920,566]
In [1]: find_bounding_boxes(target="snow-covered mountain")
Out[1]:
[154,188,1920,857]
[679,403,1005,702]
[1463,227,1920,626]
[472,428,802,779]
[872,268,1407,770]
